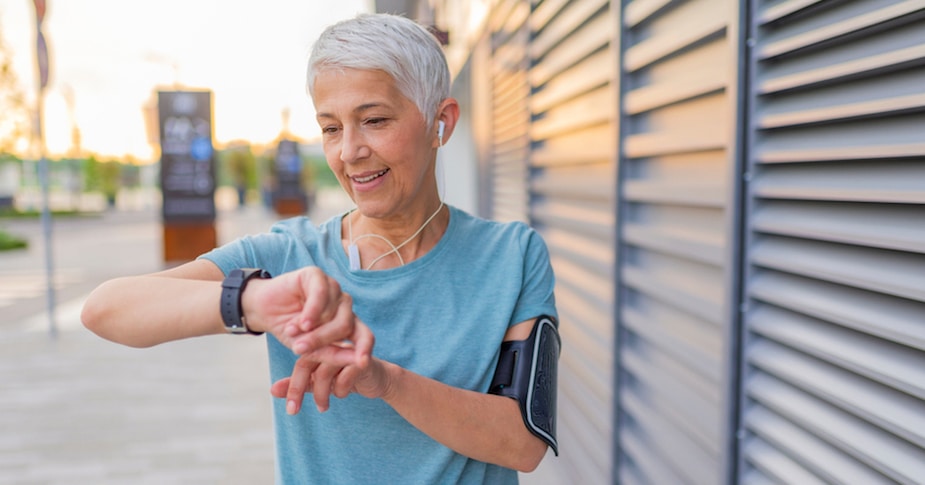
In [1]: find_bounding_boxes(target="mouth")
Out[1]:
[351,168,389,184]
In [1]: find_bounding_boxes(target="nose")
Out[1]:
[340,127,371,163]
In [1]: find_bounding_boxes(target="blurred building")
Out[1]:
[383,1,925,484]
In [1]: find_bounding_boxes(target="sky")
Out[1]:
[0,0,372,161]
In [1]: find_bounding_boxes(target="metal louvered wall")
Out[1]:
[741,1,925,483]
[488,0,532,223]
[616,0,738,482]
[528,0,617,482]
[437,0,925,482]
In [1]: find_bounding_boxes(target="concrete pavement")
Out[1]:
[1,190,352,485]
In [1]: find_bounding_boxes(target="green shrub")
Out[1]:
[0,228,26,250]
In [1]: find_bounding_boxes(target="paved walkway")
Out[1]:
[1,191,353,485]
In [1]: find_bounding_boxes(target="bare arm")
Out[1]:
[82,262,373,365]
[273,319,549,472]
[81,260,227,348]
[380,330,549,471]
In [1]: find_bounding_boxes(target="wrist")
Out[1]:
[239,278,265,333]
[379,360,403,404]
[220,268,271,335]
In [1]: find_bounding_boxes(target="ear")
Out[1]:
[434,98,460,148]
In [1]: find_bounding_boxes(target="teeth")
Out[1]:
[354,169,388,183]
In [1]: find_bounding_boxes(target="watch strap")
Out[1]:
[220,268,271,335]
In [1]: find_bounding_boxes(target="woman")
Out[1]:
[82,13,557,484]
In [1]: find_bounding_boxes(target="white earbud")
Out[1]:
[437,120,445,146]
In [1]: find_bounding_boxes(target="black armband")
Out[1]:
[489,315,561,455]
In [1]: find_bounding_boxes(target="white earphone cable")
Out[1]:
[347,201,445,270]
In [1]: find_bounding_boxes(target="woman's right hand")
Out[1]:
[242,266,373,365]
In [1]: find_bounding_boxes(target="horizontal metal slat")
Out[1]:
[624,130,727,158]
[550,251,614,306]
[624,0,674,28]
[529,0,569,33]
[743,437,826,485]
[625,75,726,115]
[532,164,615,201]
[759,0,925,60]
[556,287,613,365]
[529,0,608,59]
[531,49,613,113]
[749,339,925,449]
[747,372,925,483]
[533,197,614,233]
[624,179,726,207]
[759,44,925,94]
[488,0,525,35]
[759,93,925,128]
[756,113,925,164]
[531,87,614,139]
[759,0,825,25]
[622,327,721,402]
[623,304,721,382]
[749,268,925,348]
[751,236,925,302]
[752,201,925,253]
[623,265,723,326]
[623,223,724,266]
[621,421,687,485]
[558,317,612,412]
[531,124,615,166]
[624,0,726,72]
[744,407,890,484]
[621,382,720,484]
[529,7,613,86]
[557,393,612,484]
[749,301,925,396]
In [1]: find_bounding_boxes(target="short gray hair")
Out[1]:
[307,13,450,129]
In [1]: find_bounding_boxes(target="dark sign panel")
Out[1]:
[274,139,303,199]
[158,90,216,223]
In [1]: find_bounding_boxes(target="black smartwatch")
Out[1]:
[220,268,271,335]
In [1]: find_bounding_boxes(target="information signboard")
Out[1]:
[157,90,216,223]
[273,139,308,215]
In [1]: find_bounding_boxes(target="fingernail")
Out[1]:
[287,400,297,415]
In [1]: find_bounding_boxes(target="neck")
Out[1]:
[346,201,446,270]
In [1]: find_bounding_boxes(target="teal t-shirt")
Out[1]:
[201,205,557,484]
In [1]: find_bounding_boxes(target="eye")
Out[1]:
[321,124,340,135]
[364,117,387,126]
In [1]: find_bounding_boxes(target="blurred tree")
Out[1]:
[217,144,257,206]
[0,18,29,155]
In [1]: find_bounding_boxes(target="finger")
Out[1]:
[298,269,342,331]
[333,364,361,399]
[311,363,340,413]
[292,294,355,354]
[350,320,375,368]
[270,377,291,399]
[302,343,359,367]
[285,357,318,415]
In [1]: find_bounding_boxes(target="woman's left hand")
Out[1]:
[270,322,394,414]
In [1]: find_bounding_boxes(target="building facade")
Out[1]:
[377,0,925,483]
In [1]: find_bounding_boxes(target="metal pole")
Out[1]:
[36,81,56,340]
[33,0,56,339]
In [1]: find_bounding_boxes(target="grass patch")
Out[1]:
[0,207,86,219]
[0,228,27,250]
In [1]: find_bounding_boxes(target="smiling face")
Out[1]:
[314,67,438,221]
